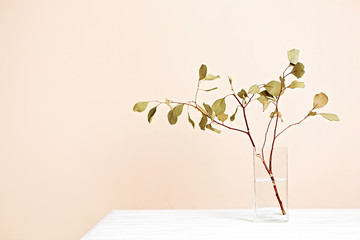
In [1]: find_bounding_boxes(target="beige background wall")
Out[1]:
[0,0,359,239]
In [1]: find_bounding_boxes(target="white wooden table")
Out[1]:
[81,209,360,240]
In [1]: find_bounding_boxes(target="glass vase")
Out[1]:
[253,147,288,222]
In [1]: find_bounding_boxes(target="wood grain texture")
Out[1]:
[81,209,360,240]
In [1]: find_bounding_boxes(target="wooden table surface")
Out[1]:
[81,209,360,240]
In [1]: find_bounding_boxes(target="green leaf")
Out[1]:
[197,105,207,115]
[204,74,220,80]
[230,107,238,121]
[308,111,317,116]
[217,113,228,122]
[319,113,340,121]
[265,81,283,97]
[166,104,183,125]
[202,87,218,92]
[212,98,226,116]
[199,115,207,130]
[167,109,177,125]
[206,124,221,134]
[237,89,248,99]
[270,111,276,118]
[199,64,207,80]
[288,80,305,89]
[228,76,233,86]
[291,62,305,79]
[188,113,195,128]
[287,49,300,65]
[133,102,149,112]
[313,92,328,109]
[165,98,173,109]
[248,85,260,94]
[259,90,274,99]
[269,110,283,121]
[173,104,184,117]
[203,103,213,116]
[257,95,270,111]
[147,107,157,123]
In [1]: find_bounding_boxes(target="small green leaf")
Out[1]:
[188,113,195,128]
[308,111,317,116]
[173,104,184,117]
[270,111,276,118]
[217,113,228,122]
[212,98,226,116]
[166,104,183,125]
[265,81,283,97]
[203,103,213,117]
[228,76,233,86]
[230,107,238,121]
[202,87,218,92]
[133,102,149,112]
[248,85,260,94]
[165,98,173,109]
[269,110,283,121]
[167,109,177,125]
[257,95,270,111]
[319,113,340,121]
[237,89,248,99]
[278,112,284,122]
[288,80,305,89]
[199,64,207,80]
[287,49,300,65]
[313,92,328,109]
[147,107,157,123]
[204,74,220,80]
[197,105,207,115]
[259,90,274,99]
[291,62,305,79]
[206,124,221,134]
[199,115,207,130]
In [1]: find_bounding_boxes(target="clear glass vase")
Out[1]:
[253,147,288,222]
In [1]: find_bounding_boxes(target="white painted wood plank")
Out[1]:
[81,209,360,240]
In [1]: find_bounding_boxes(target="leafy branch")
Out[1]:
[133,49,340,215]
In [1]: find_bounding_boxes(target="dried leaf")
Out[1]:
[133,102,149,112]
[203,103,213,117]
[199,64,207,80]
[257,95,270,111]
[291,62,305,79]
[167,109,177,125]
[287,49,300,65]
[188,113,195,128]
[204,74,220,80]
[265,81,282,97]
[308,111,317,116]
[288,80,305,89]
[217,113,228,122]
[212,98,226,116]
[313,92,328,109]
[203,87,218,92]
[319,113,340,121]
[206,124,221,134]
[173,104,184,117]
[237,89,248,99]
[230,107,238,121]
[165,98,173,109]
[199,115,207,130]
[147,107,157,123]
[248,85,260,94]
